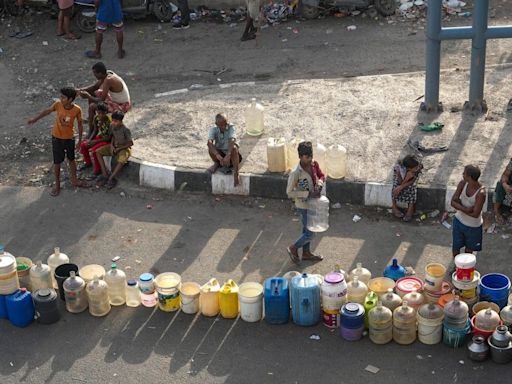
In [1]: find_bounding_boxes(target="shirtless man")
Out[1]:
[207,113,242,187]
[78,62,131,135]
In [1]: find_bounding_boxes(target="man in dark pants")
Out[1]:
[173,0,190,29]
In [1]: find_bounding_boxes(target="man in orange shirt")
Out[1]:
[28,87,88,196]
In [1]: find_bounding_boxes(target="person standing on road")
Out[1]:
[391,154,423,222]
[286,141,325,264]
[241,0,261,41]
[56,0,80,40]
[27,87,89,196]
[451,164,486,258]
[85,0,125,59]
[78,62,131,135]
[173,0,191,29]
[207,113,242,187]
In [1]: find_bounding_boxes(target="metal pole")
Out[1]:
[466,0,489,112]
[421,0,443,112]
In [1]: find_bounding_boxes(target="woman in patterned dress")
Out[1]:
[392,155,423,222]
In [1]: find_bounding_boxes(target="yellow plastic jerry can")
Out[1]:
[219,279,239,319]
[200,278,220,317]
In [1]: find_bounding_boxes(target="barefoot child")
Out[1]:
[392,155,423,222]
[78,101,111,175]
[286,141,325,264]
[28,87,88,196]
[95,110,133,189]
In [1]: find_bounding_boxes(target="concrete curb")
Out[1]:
[125,157,495,212]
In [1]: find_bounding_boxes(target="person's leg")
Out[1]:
[79,140,92,166]
[464,225,483,255]
[207,146,221,173]
[95,145,111,180]
[178,0,190,26]
[230,147,241,186]
[452,217,465,257]
[66,139,88,187]
[52,163,62,196]
[87,102,97,135]
[51,137,65,196]
[57,10,64,35]
[494,181,506,224]
[392,198,404,218]
[114,22,125,58]
[241,17,256,41]
[90,141,108,174]
[403,203,415,222]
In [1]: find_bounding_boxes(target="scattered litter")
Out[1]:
[9,362,14,367]
[42,41,48,46]
[259,205,266,208]
[146,204,153,210]
[420,214,427,221]
[396,232,401,237]
[429,210,440,218]
[111,256,120,262]
[113,373,118,377]
[331,202,342,209]
[419,122,444,132]
[267,372,273,375]
[459,360,465,365]
[352,214,362,223]
[501,234,510,239]
[281,38,288,42]
[153,38,163,42]
[292,218,299,222]
[137,229,142,232]
[326,29,333,34]
[486,223,496,234]
[416,355,424,359]
[346,25,357,31]
[309,334,320,340]
[365,365,380,374]
[135,259,142,264]
[442,221,452,229]
[0,48,3,53]
[119,192,126,197]
[187,216,192,220]
[292,28,299,34]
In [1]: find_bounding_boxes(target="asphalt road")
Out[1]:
[1,185,511,383]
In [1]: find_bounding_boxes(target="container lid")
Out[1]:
[324,272,344,284]
[396,277,423,293]
[418,303,444,320]
[140,273,154,282]
[0,254,15,269]
[454,253,476,268]
[342,302,364,316]
[425,280,452,295]
[38,288,52,298]
[127,278,137,286]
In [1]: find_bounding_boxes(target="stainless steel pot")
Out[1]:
[487,337,512,364]
[467,336,489,361]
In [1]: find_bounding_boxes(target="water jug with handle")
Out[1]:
[245,98,264,136]
[86,276,111,317]
[326,145,347,179]
[219,279,239,319]
[47,247,69,289]
[380,288,402,312]
[364,291,379,328]
[349,263,371,285]
[346,276,368,305]
[383,259,406,281]
[314,142,327,176]
[200,278,220,317]
[63,271,88,313]
[105,263,126,306]
[267,138,287,172]
[393,301,417,345]
[290,273,321,327]
[33,288,60,324]
[0,245,19,295]
[6,288,34,327]
[307,196,330,233]
[264,277,289,324]
[286,137,303,172]
[30,260,52,293]
[368,301,393,344]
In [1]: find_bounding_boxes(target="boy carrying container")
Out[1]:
[286,141,325,264]
[95,110,133,189]
[28,87,89,196]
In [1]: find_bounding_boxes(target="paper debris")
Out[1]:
[352,214,362,223]
[442,221,452,229]
[112,256,120,262]
[365,365,380,374]
[309,334,320,340]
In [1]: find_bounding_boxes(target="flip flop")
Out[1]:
[287,247,300,264]
[403,215,412,222]
[15,31,33,39]
[56,32,65,36]
[302,254,324,262]
[117,49,126,59]
[85,50,102,59]
[106,178,118,190]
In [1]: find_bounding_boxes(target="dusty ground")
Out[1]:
[1,0,512,188]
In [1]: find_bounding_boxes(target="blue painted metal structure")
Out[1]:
[421,0,512,113]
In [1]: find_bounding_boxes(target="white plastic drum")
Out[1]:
[239,282,263,322]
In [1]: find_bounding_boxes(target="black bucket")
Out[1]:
[54,263,79,301]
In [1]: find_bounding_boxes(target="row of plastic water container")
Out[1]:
[267,138,347,178]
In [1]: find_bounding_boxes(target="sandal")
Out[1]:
[403,215,412,222]
[287,247,300,264]
[96,175,108,186]
[85,50,102,59]
[106,178,118,190]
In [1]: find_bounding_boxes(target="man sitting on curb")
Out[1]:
[207,113,242,187]
[494,159,512,224]
[95,110,133,189]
